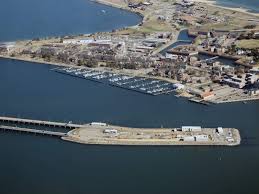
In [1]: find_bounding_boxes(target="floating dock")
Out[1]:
[54,67,176,96]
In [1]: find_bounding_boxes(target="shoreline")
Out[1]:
[193,0,259,17]
[212,96,259,104]
[93,0,259,19]
[0,55,179,84]
[1,0,258,105]
[1,55,258,104]
[90,0,145,27]
[62,136,240,146]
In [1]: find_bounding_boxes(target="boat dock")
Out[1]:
[54,67,176,96]
[0,125,67,137]
[0,116,84,129]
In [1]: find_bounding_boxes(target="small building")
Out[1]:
[142,1,152,6]
[194,135,209,142]
[222,78,246,89]
[254,32,259,39]
[183,136,195,141]
[0,42,15,53]
[216,127,224,134]
[248,89,259,96]
[90,122,107,126]
[177,135,195,142]
[173,83,185,90]
[181,126,202,132]
[165,53,178,60]
[200,91,215,100]
[103,129,118,134]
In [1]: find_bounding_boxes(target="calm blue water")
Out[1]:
[0,0,142,41]
[1,58,259,194]
[1,0,259,194]
[214,0,259,13]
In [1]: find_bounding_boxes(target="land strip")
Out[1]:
[0,116,241,146]
[1,0,259,104]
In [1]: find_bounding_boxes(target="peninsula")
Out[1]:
[1,0,259,104]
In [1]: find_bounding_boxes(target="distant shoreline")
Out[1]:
[193,0,259,17]
[92,0,259,18]
[89,0,144,24]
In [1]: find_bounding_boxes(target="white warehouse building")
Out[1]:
[194,135,209,142]
[181,126,202,132]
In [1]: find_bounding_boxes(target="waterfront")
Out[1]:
[1,58,259,194]
[214,0,259,13]
[1,0,259,193]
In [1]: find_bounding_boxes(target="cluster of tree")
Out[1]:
[243,25,256,29]
[247,48,259,62]
[237,32,255,40]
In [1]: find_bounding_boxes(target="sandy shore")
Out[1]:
[193,0,259,17]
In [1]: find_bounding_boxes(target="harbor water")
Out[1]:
[1,55,259,194]
[1,0,259,194]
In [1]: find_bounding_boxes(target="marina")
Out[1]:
[54,67,176,96]
[1,0,259,193]
[0,53,258,194]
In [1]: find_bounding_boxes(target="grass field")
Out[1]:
[236,39,259,49]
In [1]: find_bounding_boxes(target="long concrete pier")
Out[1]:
[0,116,241,146]
[0,125,67,137]
[0,116,84,129]
[63,124,241,146]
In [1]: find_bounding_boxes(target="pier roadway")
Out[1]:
[63,124,241,146]
[0,125,67,137]
[0,116,241,146]
[0,116,84,129]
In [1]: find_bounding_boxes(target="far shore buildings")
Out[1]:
[0,42,15,53]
